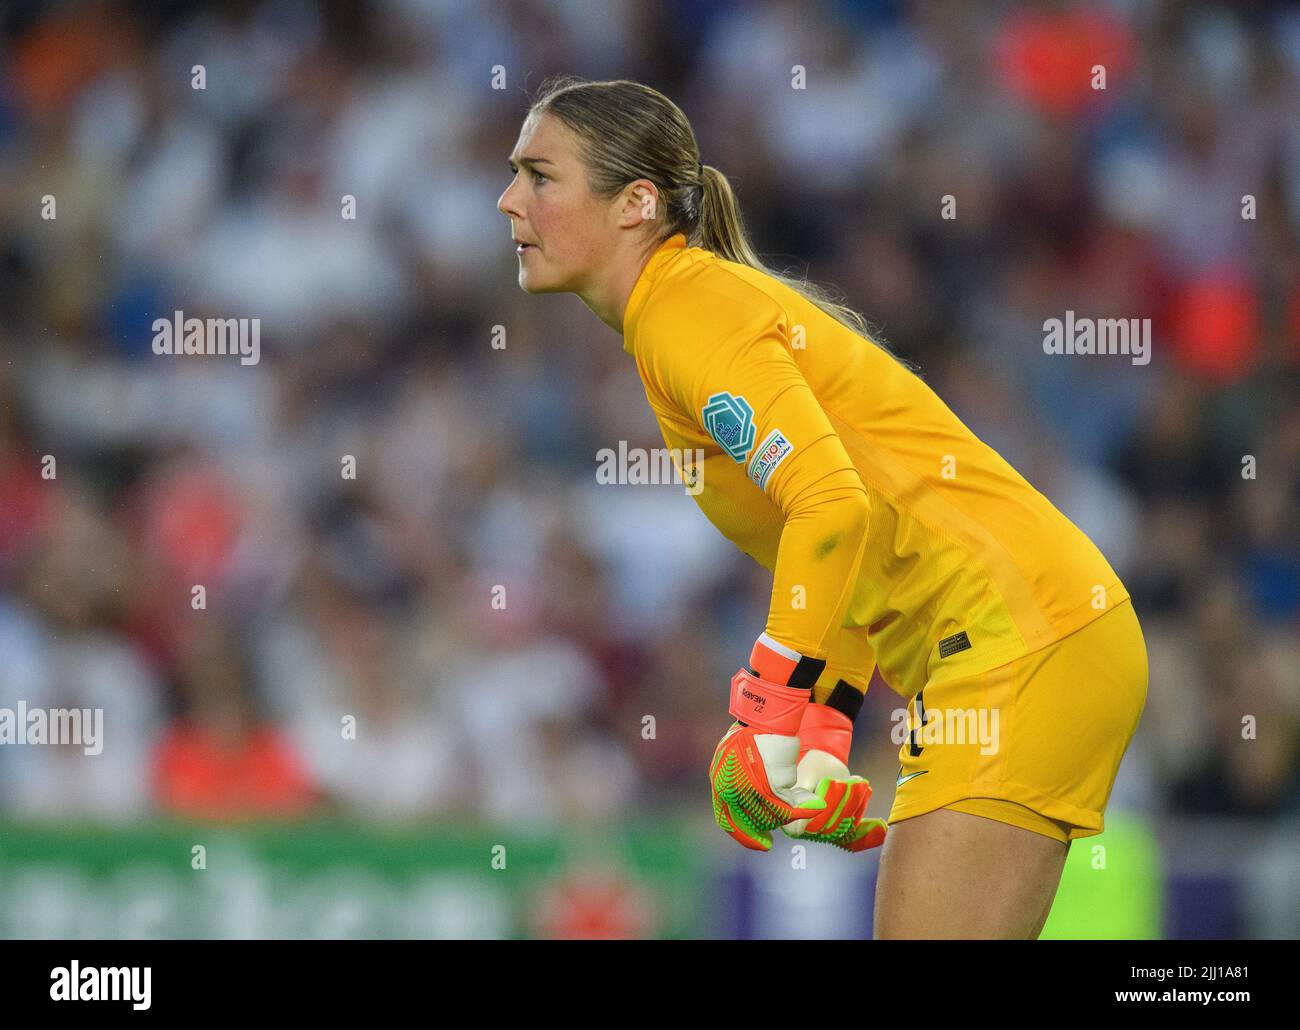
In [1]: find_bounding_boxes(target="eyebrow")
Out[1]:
[508,156,557,170]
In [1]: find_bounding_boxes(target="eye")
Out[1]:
[508,163,547,185]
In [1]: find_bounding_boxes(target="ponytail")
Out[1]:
[696,163,919,373]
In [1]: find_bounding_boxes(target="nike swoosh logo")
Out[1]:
[895,770,930,787]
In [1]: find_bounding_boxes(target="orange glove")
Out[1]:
[781,701,888,852]
[709,717,832,852]
[708,636,877,852]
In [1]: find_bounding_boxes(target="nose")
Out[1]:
[498,177,523,220]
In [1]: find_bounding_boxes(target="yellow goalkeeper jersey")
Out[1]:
[622,232,1130,700]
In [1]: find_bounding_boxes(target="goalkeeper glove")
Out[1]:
[709,637,870,852]
[709,718,831,852]
[781,701,887,852]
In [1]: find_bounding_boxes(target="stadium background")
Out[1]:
[0,0,1297,939]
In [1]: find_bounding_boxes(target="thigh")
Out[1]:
[873,806,1069,939]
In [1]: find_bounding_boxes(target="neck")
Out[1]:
[579,235,662,336]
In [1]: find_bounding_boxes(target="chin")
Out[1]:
[518,273,563,294]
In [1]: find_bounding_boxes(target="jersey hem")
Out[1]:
[887,782,1103,837]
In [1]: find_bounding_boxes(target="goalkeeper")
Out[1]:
[500,78,1148,939]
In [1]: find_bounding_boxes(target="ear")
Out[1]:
[616,179,661,229]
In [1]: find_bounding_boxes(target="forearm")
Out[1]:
[763,466,872,664]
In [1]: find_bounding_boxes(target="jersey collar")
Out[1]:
[622,232,688,352]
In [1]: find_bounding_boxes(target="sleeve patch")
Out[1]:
[747,428,794,490]
[702,391,756,462]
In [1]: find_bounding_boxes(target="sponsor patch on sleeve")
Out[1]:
[747,428,794,490]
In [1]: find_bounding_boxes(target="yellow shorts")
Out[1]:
[889,597,1148,843]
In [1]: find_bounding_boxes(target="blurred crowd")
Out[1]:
[0,0,1297,846]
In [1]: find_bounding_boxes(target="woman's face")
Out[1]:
[498,112,615,295]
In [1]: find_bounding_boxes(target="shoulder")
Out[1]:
[636,254,790,359]
[631,256,812,426]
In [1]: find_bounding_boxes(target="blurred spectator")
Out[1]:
[0,3,1295,939]
[152,626,318,820]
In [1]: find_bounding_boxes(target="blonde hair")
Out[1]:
[528,75,919,372]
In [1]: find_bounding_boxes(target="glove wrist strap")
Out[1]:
[729,669,809,735]
[746,632,825,689]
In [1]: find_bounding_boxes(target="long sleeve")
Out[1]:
[635,282,871,662]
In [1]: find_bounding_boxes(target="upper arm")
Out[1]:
[641,286,867,516]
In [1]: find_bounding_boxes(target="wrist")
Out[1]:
[729,669,809,735]
[728,633,825,735]
[744,632,826,690]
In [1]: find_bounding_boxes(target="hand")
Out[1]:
[781,702,887,852]
[709,640,884,853]
[709,720,831,852]
[782,761,888,852]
